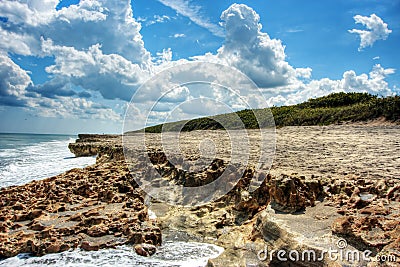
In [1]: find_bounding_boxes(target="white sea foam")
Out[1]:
[0,242,224,267]
[0,137,95,188]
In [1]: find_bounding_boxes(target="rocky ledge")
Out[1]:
[1,125,399,267]
[67,134,123,161]
[0,158,161,258]
[72,127,399,266]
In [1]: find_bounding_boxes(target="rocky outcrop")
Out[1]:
[137,127,399,266]
[2,125,399,266]
[326,178,400,260]
[68,134,122,161]
[0,161,161,257]
[267,175,323,213]
[66,134,333,266]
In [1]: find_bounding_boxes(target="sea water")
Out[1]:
[0,242,224,267]
[0,133,96,188]
[0,133,223,266]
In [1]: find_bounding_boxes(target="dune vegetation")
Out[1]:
[144,92,400,133]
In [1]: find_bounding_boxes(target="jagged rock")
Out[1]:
[134,243,157,257]
[332,215,397,252]
[80,240,100,251]
[359,203,389,215]
[0,158,161,258]
[87,224,109,237]
[45,242,62,254]
[268,175,323,213]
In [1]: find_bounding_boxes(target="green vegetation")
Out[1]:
[144,92,400,133]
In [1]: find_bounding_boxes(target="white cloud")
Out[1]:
[0,53,31,106]
[295,67,312,79]
[157,0,224,37]
[178,98,232,116]
[152,4,396,119]
[154,48,173,64]
[140,15,173,26]
[173,33,186,38]
[153,14,171,24]
[349,14,392,51]
[33,97,121,121]
[192,4,308,88]
[0,0,153,102]
[0,51,121,121]
[286,28,304,33]
[0,2,397,127]
[0,0,151,65]
[0,0,149,121]
[41,38,149,101]
[188,5,396,108]
[266,64,396,106]
[0,28,37,56]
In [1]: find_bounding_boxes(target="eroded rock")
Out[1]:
[134,243,157,257]
[0,160,161,258]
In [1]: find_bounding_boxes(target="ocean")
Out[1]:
[0,133,96,188]
[0,133,223,266]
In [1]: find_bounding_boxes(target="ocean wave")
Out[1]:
[0,136,96,188]
[0,242,224,267]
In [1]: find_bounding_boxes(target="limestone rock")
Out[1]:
[134,243,157,257]
[0,158,161,258]
[268,175,323,213]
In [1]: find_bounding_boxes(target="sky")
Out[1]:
[0,0,399,134]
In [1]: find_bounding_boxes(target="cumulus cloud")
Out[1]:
[154,48,173,65]
[147,4,396,122]
[192,4,309,89]
[178,98,232,116]
[157,0,224,37]
[27,76,76,98]
[266,64,396,106]
[78,91,92,98]
[0,1,166,124]
[0,0,153,121]
[33,97,121,121]
[0,0,151,64]
[41,39,149,101]
[1,0,153,102]
[349,14,392,51]
[189,5,396,108]
[0,53,31,106]
[0,51,120,120]
[295,67,312,79]
[0,1,397,127]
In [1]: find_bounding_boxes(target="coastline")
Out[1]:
[0,134,96,188]
[0,124,399,266]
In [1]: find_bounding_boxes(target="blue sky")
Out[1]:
[0,0,399,134]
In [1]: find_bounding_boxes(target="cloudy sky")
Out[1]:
[0,0,399,134]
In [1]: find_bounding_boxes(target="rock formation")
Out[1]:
[0,158,161,257]
[1,125,399,267]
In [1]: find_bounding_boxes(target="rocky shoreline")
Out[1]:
[1,125,399,266]
[0,156,161,257]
